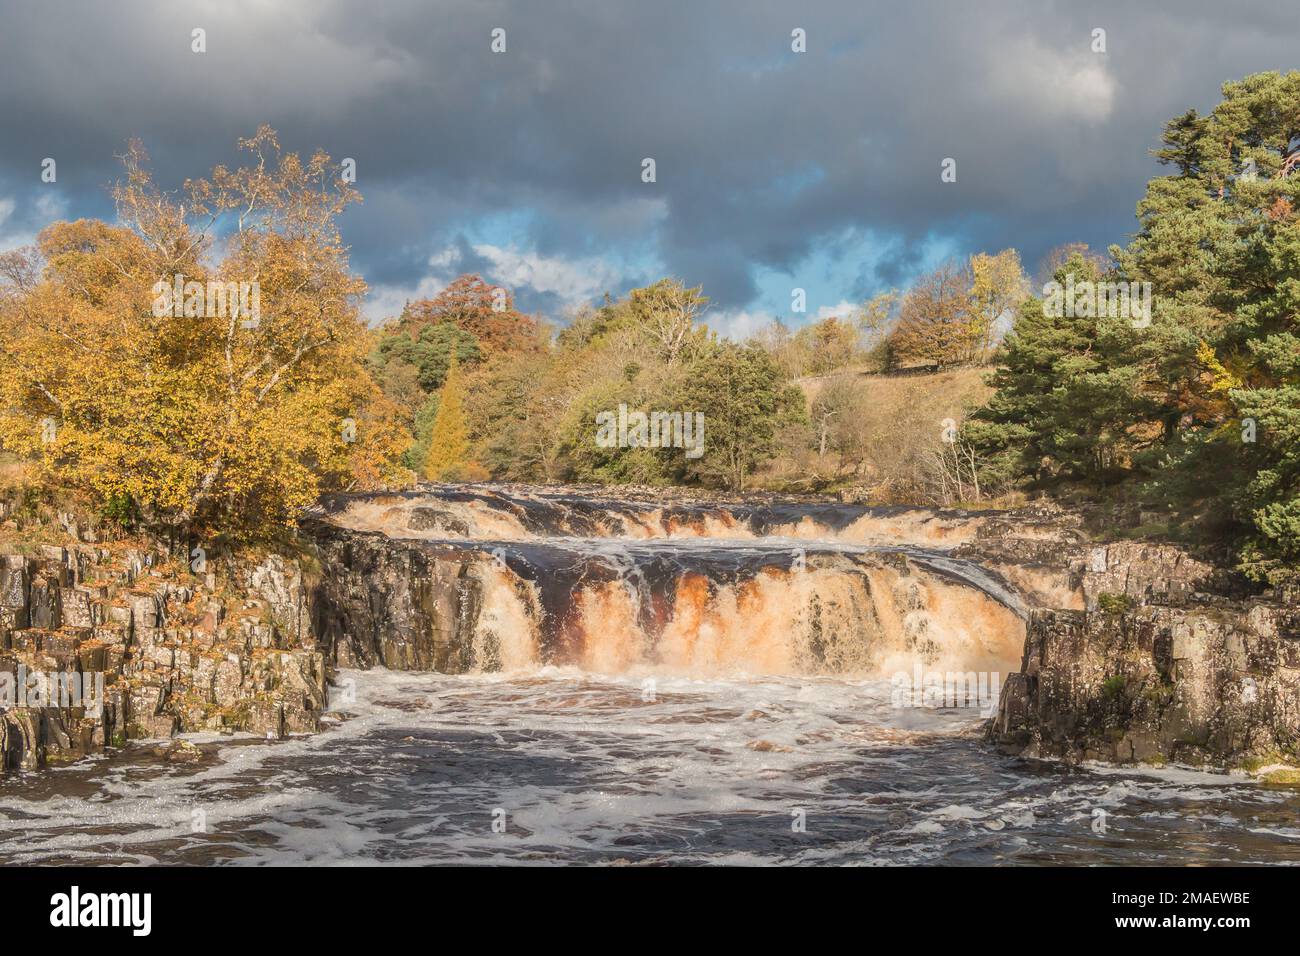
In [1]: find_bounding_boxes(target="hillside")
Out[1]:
[758,366,996,502]
[795,364,990,406]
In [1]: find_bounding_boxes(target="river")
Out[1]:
[1,668,1296,865]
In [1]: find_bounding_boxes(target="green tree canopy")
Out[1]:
[974,70,1300,583]
[684,343,807,490]
[372,321,481,392]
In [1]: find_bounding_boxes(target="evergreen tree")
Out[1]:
[1116,71,1300,581]
[969,252,1153,483]
[973,71,1300,582]
[371,321,480,392]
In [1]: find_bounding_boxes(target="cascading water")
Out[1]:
[316,486,1029,679]
[1,485,1294,866]
[462,544,1028,677]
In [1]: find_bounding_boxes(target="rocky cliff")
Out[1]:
[982,533,1299,772]
[988,598,1300,770]
[0,540,327,773]
[307,519,485,671]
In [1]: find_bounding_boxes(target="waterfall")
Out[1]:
[311,485,1028,679]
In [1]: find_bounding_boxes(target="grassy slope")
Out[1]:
[796,366,991,409]
[757,367,995,498]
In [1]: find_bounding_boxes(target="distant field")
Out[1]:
[796,365,992,413]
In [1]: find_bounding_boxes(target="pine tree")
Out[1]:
[1115,71,1300,581]
[968,251,1151,483]
[422,352,471,481]
[973,71,1300,583]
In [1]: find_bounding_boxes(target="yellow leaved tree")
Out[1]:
[968,249,1029,364]
[0,127,408,540]
[422,352,477,481]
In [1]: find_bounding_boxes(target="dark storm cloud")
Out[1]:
[0,0,1295,323]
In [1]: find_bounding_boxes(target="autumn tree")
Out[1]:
[464,348,579,481]
[625,278,712,365]
[968,249,1029,363]
[422,352,475,480]
[793,316,860,374]
[857,290,900,370]
[750,318,809,378]
[400,274,541,354]
[0,127,407,539]
[810,375,871,475]
[890,262,976,365]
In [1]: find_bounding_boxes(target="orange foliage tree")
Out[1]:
[399,274,542,354]
[890,262,977,366]
[0,127,408,540]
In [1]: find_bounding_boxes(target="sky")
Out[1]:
[0,0,1296,336]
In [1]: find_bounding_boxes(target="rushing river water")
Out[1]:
[2,668,1297,865]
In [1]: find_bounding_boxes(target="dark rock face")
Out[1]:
[953,513,1249,613]
[988,598,1300,768]
[949,509,1300,769]
[307,521,483,672]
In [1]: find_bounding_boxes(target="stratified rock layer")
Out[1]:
[0,545,327,772]
[308,521,482,672]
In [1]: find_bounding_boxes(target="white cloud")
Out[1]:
[815,300,858,320]
[471,243,625,305]
[33,191,65,220]
[362,241,632,323]
[425,246,460,271]
[364,274,450,324]
[363,246,461,322]
[707,308,776,342]
[987,34,1117,124]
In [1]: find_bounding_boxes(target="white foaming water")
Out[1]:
[327,487,989,549]
[1,668,1296,866]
